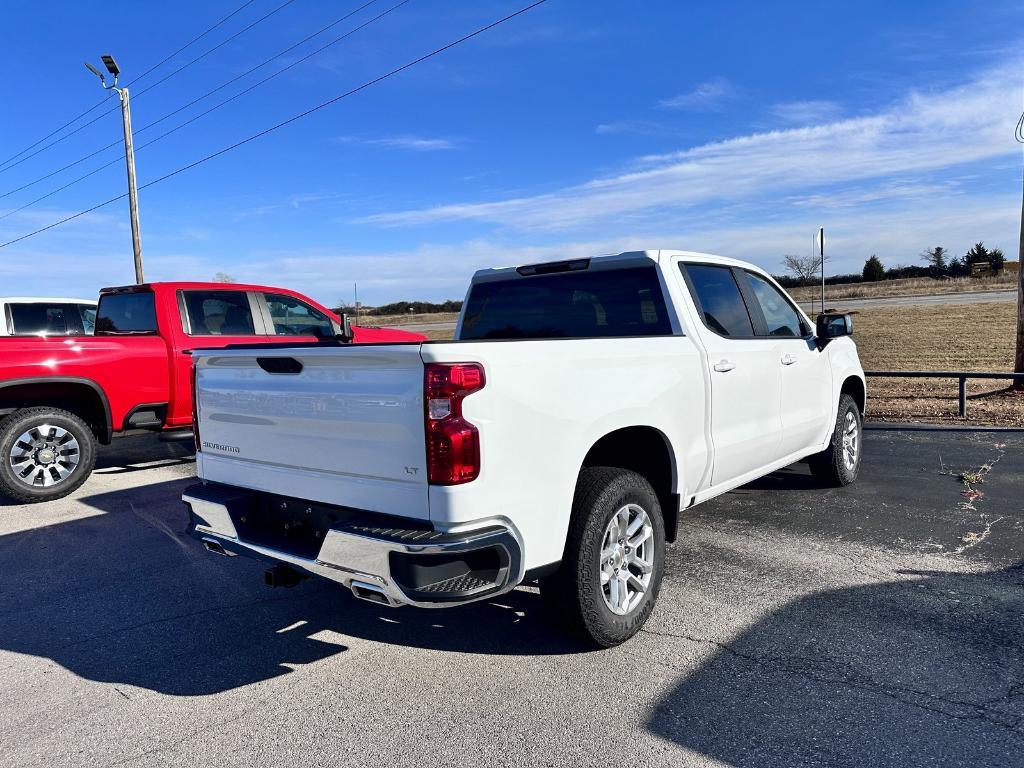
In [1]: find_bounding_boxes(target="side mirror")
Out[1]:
[816,312,853,340]
[334,313,354,343]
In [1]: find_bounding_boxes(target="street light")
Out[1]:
[85,53,144,284]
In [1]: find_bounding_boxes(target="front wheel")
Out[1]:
[540,467,666,648]
[809,393,862,487]
[0,407,97,503]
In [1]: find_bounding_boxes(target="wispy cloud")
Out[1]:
[356,60,1021,233]
[768,99,843,125]
[658,78,736,111]
[595,120,682,137]
[336,134,459,151]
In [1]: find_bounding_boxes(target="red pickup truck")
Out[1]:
[0,281,422,503]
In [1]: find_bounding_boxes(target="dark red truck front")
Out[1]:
[0,281,423,503]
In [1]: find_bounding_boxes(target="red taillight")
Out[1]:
[191,363,201,453]
[424,362,485,485]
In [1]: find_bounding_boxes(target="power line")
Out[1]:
[0,0,259,172]
[0,0,549,251]
[0,0,299,178]
[0,0,389,204]
[0,0,409,220]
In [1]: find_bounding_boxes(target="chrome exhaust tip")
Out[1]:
[201,537,235,557]
[350,580,398,607]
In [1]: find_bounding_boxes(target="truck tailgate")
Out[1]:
[193,344,429,520]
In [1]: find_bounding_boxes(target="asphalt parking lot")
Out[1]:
[1,428,1021,767]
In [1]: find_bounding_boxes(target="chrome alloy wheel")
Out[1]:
[841,411,859,471]
[600,503,654,615]
[8,424,81,488]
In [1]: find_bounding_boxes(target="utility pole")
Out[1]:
[1014,168,1023,387]
[85,54,144,284]
[1015,109,1024,389]
[816,226,825,314]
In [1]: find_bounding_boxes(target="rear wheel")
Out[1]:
[540,467,665,648]
[0,407,97,503]
[809,393,862,487]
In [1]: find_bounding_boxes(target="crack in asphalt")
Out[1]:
[641,627,1024,737]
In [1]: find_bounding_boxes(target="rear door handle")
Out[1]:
[713,360,736,373]
[781,353,797,366]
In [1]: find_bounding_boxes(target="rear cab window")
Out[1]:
[95,292,158,335]
[459,265,672,340]
[182,291,257,336]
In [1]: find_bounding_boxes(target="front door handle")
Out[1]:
[713,360,736,373]
[781,353,797,366]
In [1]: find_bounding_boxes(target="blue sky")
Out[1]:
[0,0,1021,306]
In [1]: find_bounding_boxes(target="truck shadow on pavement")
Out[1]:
[0,479,580,697]
[645,562,1024,766]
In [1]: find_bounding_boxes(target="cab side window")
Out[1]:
[745,272,806,337]
[183,291,256,336]
[262,293,334,338]
[682,264,754,337]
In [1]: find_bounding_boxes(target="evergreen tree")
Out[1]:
[862,255,885,282]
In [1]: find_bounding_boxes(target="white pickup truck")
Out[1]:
[183,250,865,646]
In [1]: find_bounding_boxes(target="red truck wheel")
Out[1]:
[0,407,97,504]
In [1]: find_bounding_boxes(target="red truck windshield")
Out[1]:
[95,292,158,335]
[460,266,672,340]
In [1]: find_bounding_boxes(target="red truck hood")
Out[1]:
[351,326,426,343]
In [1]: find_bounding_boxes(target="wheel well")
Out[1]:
[841,376,866,415]
[581,426,679,542]
[0,381,111,443]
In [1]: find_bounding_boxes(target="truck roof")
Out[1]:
[98,281,318,294]
[470,250,756,283]
[0,297,97,304]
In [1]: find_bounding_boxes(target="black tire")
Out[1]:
[540,467,666,648]
[0,407,97,504]
[809,393,862,487]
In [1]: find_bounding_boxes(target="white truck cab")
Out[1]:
[183,251,865,646]
[0,297,97,336]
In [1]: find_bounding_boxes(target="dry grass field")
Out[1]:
[787,273,1015,302]
[360,311,460,327]
[845,301,1023,426]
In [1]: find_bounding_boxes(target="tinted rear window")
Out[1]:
[460,266,671,340]
[8,303,92,336]
[683,264,754,337]
[95,292,158,334]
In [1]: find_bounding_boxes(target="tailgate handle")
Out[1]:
[257,357,303,374]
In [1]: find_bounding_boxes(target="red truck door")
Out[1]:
[166,289,277,429]
[165,288,342,430]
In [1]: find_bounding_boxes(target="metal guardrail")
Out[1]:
[864,370,1024,417]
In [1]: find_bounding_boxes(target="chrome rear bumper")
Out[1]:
[182,482,524,608]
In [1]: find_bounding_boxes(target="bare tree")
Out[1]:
[213,272,237,283]
[919,246,947,271]
[782,254,823,284]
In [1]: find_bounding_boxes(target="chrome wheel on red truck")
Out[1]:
[0,407,97,503]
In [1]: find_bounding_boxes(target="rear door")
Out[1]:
[194,344,429,520]
[740,270,832,456]
[166,290,269,428]
[679,262,784,486]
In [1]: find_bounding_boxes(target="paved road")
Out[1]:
[800,288,1016,311]
[1,430,1021,767]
